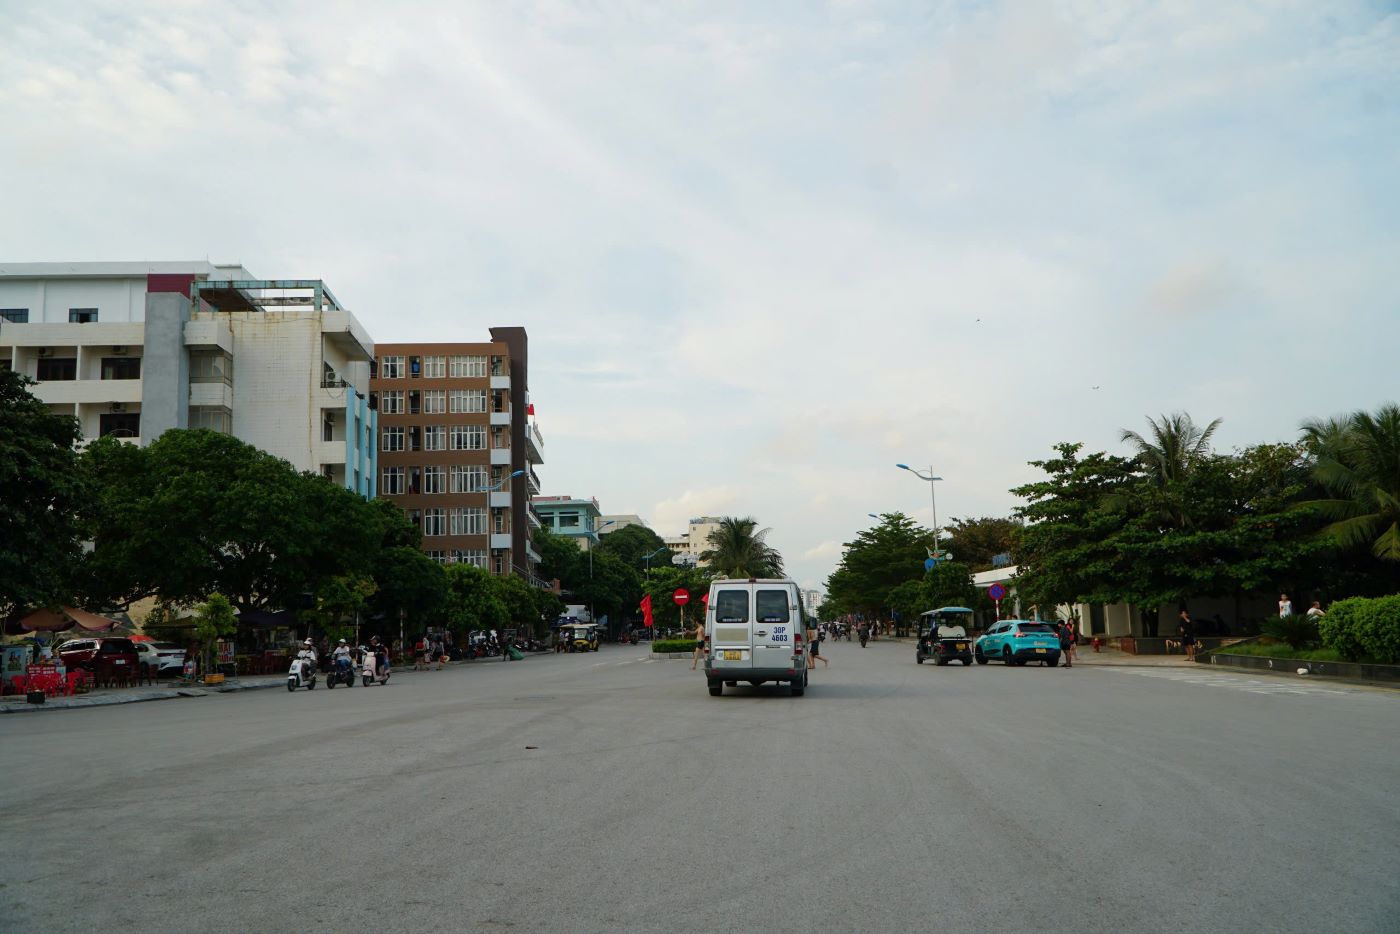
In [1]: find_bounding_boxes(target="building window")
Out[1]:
[491,355,505,376]
[101,357,142,380]
[450,424,486,450]
[491,390,508,413]
[422,355,446,378]
[190,351,233,384]
[379,390,404,415]
[449,355,487,378]
[423,508,446,537]
[423,466,446,494]
[450,389,487,413]
[407,467,421,494]
[424,425,446,451]
[0,309,28,323]
[405,507,421,528]
[99,412,140,438]
[452,549,488,568]
[382,466,405,495]
[449,507,487,535]
[409,355,422,378]
[380,355,405,379]
[450,464,488,493]
[68,308,98,323]
[188,406,232,434]
[493,509,510,533]
[425,550,449,564]
[36,357,77,381]
[382,426,405,452]
[559,513,580,528]
[423,389,446,414]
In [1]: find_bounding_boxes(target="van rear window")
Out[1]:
[714,590,748,624]
[755,590,790,624]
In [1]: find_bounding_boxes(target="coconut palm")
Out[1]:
[1300,404,1400,561]
[1118,412,1223,528]
[1119,412,1223,487]
[701,517,785,578]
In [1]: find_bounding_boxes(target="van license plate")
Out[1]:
[723,650,741,661]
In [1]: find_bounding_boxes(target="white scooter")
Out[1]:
[361,647,391,687]
[287,650,318,692]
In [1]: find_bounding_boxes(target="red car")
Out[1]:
[57,637,139,672]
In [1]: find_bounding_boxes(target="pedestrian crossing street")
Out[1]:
[1101,666,1393,699]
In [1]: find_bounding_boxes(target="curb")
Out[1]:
[1194,656,1400,690]
[0,676,287,714]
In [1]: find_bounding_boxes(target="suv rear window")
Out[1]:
[1016,623,1054,634]
[713,590,749,624]
[755,590,790,624]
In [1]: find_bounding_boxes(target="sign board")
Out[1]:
[924,558,935,571]
[987,583,1008,601]
[673,588,690,606]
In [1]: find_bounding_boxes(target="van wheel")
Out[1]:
[791,678,805,697]
[708,682,722,697]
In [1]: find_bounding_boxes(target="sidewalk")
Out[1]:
[0,650,549,714]
[1072,648,1196,668]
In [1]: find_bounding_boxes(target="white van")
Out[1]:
[702,578,808,697]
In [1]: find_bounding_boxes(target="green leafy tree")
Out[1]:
[598,524,672,570]
[371,546,449,635]
[193,592,237,677]
[304,573,377,643]
[533,527,582,587]
[440,563,507,635]
[1301,403,1400,561]
[940,516,1021,572]
[641,566,716,632]
[1119,412,1223,528]
[496,573,545,634]
[700,517,784,578]
[824,512,932,623]
[0,369,84,619]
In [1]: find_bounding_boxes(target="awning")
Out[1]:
[17,606,121,633]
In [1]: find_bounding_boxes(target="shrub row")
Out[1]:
[1319,595,1400,664]
[652,639,699,653]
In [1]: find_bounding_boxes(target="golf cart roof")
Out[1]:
[920,606,974,618]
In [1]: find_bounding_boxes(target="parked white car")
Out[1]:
[136,641,186,677]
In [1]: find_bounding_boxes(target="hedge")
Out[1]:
[652,639,699,653]
[1319,595,1400,664]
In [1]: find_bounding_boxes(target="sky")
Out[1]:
[2,0,1397,595]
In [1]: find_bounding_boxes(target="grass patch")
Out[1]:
[1204,643,1358,663]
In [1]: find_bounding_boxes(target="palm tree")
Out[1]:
[1300,404,1400,561]
[701,517,785,578]
[1118,412,1222,528]
[1120,412,1223,487]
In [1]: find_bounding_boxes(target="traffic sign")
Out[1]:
[987,583,1007,601]
[924,558,935,571]
[673,588,690,606]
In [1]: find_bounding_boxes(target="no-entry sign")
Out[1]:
[673,588,690,606]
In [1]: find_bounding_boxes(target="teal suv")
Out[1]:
[974,620,1060,667]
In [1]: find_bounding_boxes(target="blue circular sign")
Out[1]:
[924,558,935,571]
[988,583,1007,601]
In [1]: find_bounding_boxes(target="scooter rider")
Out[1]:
[299,638,318,666]
[369,635,390,675]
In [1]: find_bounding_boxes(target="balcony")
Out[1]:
[526,466,541,494]
[184,317,235,353]
[490,447,512,465]
[490,374,510,390]
[489,410,511,427]
[490,533,513,550]
[526,507,542,529]
[489,491,511,508]
[525,422,544,464]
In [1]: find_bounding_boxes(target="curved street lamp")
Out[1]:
[896,464,944,557]
[485,468,525,492]
[588,518,617,628]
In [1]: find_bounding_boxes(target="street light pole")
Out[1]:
[896,464,943,556]
[588,518,617,628]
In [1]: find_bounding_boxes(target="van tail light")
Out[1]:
[794,634,804,654]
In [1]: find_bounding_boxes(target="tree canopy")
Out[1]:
[700,517,784,578]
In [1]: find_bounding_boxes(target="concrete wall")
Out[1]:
[227,312,322,471]
[140,292,191,440]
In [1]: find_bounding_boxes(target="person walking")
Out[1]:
[808,629,829,669]
[688,619,706,671]
[1178,609,1197,661]
[1278,593,1293,618]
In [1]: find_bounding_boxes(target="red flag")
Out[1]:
[640,594,654,628]
[527,403,535,416]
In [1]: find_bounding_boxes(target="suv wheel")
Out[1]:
[1002,646,1013,666]
[975,649,988,665]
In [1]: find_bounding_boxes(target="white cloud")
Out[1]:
[1,0,1396,590]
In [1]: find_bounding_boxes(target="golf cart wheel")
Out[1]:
[916,655,924,664]
[961,658,972,666]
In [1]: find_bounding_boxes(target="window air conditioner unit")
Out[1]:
[113,346,128,353]
[38,347,52,356]
[110,402,125,413]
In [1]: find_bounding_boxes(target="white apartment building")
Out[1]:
[598,514,646,536]
[663,516,724,566]
[0,262,377,497]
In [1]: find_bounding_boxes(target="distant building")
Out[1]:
[0,262,377,497]
[598,514,646,536]
[369,330,544,581]
[534,495,604,550]
[663,516,724,566]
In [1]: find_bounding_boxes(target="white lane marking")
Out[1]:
[1108,667,1356,697]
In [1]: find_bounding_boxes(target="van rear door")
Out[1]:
[709,585,753,670]
[752,585,796,671]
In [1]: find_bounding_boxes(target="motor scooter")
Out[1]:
[327,654,355,688]
[361,648,391,686]
[287,650,318,691]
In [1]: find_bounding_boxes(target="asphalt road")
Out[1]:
[3,639,1398,933]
